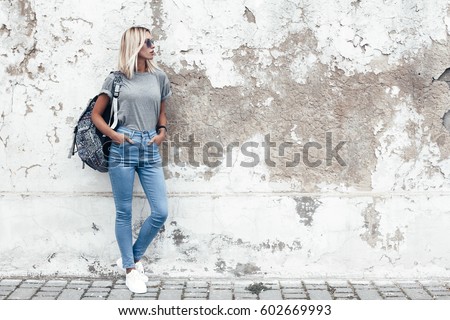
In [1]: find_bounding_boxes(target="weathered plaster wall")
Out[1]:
[1,0,450,278]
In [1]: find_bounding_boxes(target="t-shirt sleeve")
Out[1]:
[160,72,172,101]
[99,73,114,99]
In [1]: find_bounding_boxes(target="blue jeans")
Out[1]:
[108,126,168,269]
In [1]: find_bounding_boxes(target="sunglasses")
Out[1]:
[144,38,155,48]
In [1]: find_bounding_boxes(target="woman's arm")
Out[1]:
[91,94,132,144]
[150,100,168,145]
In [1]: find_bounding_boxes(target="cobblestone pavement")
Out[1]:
[1,277,450,300]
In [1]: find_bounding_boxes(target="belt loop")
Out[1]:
[130,129,136,139]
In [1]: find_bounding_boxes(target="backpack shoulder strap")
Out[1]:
[108,71,124,129]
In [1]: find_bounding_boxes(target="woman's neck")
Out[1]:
[137,59,146,73]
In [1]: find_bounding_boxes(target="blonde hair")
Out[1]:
[118,26,159,79]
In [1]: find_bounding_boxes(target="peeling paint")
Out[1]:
[172,228,189,246]
[361,203,382,248]
[294,197,321,226]
[246,282,269,294]
[233,262,260,277]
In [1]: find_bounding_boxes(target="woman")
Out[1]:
[91,26,172,294]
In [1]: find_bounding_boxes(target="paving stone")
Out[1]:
[19,283,44,289]
[35,291,60,298]
[385,296,408,300]
[330,287,354,293]
[44,280,68,287]
[0,288,15,295]
[209,289,232,300]
[355,289,383,300]
[308,290,333,300]
[108,289,132,300]
[351,284,376,289]
[183,292,208,298]
[378,287,402,292]
[428,290,450,296]
[92,280,113,287]
[424,286,449,293]
[234,293,257,300]
[233,280,255,287]
[0,295,8,300]
[133,296,158,300]
[259,281,280,289]
[0,279,22,286]
[305,284,328,290]
[146,287,160,293]
[397,283,422,289]
[210,281,233,286]
[279,280,303,288]
[282,288,307,294]
[402,288,433,300]
[57,289,85,300]
[146,280,161,287]
[162,280,186,285]
[158,290,183,300]
[283,293,308,299]
[185,281,208,288]
[259,290,283,300]
[81,296,106,300]
[67,280,91,289]
[433,295,450,300]
[86,287,111,293]
[234,286,252,293]
[373,280,397,287]
[83,291,109,298]
[32,296,55,300]
[333,292,358,299]
[418,280,441,286]
[134,292,158,298]
[380,292,406,298]
[39,286,64,292]
[161,284,184,290]
[7,288,38,300]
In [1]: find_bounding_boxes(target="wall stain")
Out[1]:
[172,228,189,246]
[294,196,321,226]
[233,262,261,277]
[47,252,56,263]
[92,223,99,233]
[244,7,256,23]
[210,234,302,253]
[360,203,382,248]
[246,282,269,294]
[214,259,227,272]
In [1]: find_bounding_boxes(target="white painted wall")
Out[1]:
[1,0,450,278]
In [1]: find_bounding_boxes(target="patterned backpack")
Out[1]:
[69,71,123,172]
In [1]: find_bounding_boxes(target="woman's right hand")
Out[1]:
[111,132,134,145]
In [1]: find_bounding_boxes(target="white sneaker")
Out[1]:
[135,261,149,282]
[116,258,149,282]
[125,270,147,294]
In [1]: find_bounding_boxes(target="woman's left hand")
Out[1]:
[148,132,166,146]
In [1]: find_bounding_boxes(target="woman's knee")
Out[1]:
[153,204,168,223]
[115,205,132,221]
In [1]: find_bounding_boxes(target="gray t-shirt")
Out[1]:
[99,69,172,131]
